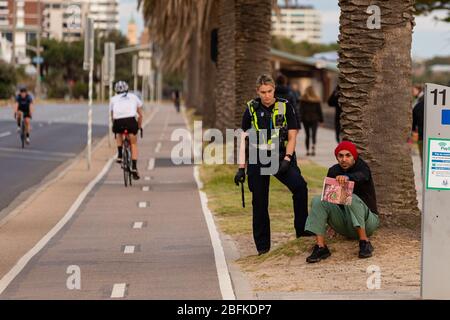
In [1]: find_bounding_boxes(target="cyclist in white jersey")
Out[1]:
[110,81,143,180]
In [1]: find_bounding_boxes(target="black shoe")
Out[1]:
[297,230,316,238]
[131,169,140,180]
[258,249,269,256]
[358,240,374,258]
[306,245,331,263]
[116,157,122,164]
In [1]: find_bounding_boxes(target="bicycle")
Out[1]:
[120,128,143,187]
[121,129,133,187]
[16,111,26,149]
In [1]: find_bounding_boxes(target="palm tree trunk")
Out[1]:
[185,32,201,111]
[200,0,219,128]
[338,0,420,218]
[216,0,272,131]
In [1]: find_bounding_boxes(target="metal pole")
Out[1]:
[108,78,113,147]
[87,43,94,170]
[11,0,16,67]
[133,55,138,92]
[36,0,41,99]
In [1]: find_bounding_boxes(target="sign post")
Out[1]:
[105,42,115,146]
[421,83,450,299]
[83,17,94,170]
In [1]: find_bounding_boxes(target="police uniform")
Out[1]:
[241,97,309,253]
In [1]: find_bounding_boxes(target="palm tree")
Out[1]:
[215,0,273,132]
[338,0,420,218]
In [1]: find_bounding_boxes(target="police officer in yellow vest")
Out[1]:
[234,74,310,255]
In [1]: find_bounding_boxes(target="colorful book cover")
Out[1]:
[321,177,355,205]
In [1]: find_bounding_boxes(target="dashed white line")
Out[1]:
[155,142,162,153]
[144,176,151,181]
[111,283,127,298]
[123,245,135,254]
[147,158,155,170]
[0,131,11,138]
[142,186,150,192]
[138,201,147,208]
[133,222,143,229]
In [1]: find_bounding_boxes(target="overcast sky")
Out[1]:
[119,0,450,59]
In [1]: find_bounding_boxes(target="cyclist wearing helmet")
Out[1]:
[110,80,143,180]
[14,86,34,144]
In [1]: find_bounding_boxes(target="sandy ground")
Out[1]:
[232,224,421,293]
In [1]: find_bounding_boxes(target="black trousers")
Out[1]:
[247,160,308,252]
[302,121,318,150]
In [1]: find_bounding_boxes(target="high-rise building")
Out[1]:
[127,15,137,45]
[271,4,321,43]
[88,0,119,34]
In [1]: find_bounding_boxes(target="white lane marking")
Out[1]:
[133,222,143,229]
[0,147,76,158]
[142,186,150,192]
[138,201,147,208]
[144,176,151,181]
[123,245,135,254]
[155,142,162,153]
[0,157,114,295]
[183,101,235,300]
[147,158,155,170]
[193,166,235,300]
[0,131,11,138]
[111,283,127,298]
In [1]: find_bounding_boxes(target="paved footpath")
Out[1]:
[0,104,225,299]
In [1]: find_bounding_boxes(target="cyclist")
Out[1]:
[110,80,143,180]
[14,86,34,144]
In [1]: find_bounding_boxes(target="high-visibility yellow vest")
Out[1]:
[247,99,288,148]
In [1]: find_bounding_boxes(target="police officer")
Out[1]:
[234,74,310,256]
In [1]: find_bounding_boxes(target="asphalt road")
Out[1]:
[0,103,109,216]
[0,104,224,299]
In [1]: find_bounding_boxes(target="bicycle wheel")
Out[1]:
[127,148,133,186]
[122,142,129,187]
[20,119,25,149]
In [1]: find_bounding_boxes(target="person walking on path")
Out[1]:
[234,74,311,256]
[305,141,380,263]
[172,89,181,113]
[328,86,342,143]
[412,84,424,170]
[275,74,300,127]
[300,86,323,156]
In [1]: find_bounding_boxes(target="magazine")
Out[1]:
[321,177,355,205]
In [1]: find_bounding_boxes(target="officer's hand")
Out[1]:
[234,168,246,186]
[277,159,291,175]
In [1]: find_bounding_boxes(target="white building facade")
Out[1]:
[271,5,321,43]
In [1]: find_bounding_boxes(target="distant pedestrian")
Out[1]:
[275,74,300,128]
[328,86,341,143]
[412,84,424,169]
[300,86,323,156]
[172,89,181,113]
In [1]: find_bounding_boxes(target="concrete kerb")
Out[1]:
[181,106,255,300]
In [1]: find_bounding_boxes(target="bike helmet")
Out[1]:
[114,81,129,94]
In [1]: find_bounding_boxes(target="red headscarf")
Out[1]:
[334,141,358,161]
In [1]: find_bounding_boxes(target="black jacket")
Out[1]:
[412,95,424,141]
[275,85,300,128]
[327,158,378,214]
[300,100,323,123]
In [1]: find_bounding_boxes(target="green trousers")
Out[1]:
[305,194,379,239]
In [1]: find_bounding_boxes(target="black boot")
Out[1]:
[306,245,331,263]
[358,240,374,258]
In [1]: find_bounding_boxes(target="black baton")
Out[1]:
[241,182,245,208]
